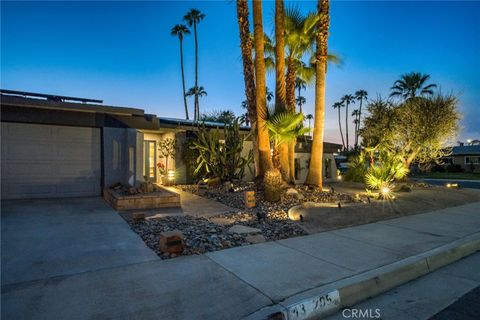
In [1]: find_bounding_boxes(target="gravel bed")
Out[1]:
[125,182,352,259]
[128,211,306,259]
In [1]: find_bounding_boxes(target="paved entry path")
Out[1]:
[2,199,480,320]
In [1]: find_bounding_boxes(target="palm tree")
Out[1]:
[351,109,360,147]
[183,9,206,121]
[171,24,191,120]
[236,0,259,175]
[274,0,289,182]
[305,114,313,136]
[284,8,319,112]
[266,87,274,102]
[266,110,308,170]
[253,0,273,176]
[305,0,330,187]
[341,94,355,150]
[295,77,307,112]
[332,102,345,149]
[296,96,306,110]
[354,89,367,145]
[186,86,207,113]
[390,72,436,100]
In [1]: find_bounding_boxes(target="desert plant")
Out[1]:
[189,119,253,181]
[364,151,409,190]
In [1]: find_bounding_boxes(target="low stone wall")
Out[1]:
[103,186,180,211]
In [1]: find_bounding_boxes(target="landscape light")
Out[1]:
[446,183,451,188]
[167,169,175,181]
[381,187,390,195]
[337,175,342,181]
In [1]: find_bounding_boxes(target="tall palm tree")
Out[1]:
[305,0,330,187]
[186,86,207,111]
[274,0,289,182]
[253,0,273,176]
[296,96,306,110]
[183,9,206,121]
[171,24,191,120]
[351,109,360,147]
[390,72,436,100]
[341,94,355,150]
[333,102,345,150]
[295,77,307,112]
[305,114,313,136]
[284,8,319,112]
[354,89,367,145]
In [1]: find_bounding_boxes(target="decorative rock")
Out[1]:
[159,230,185,254]
[132,212,146,223]
[286,188,299,195]
[223,181,233,192]
[288,205,303,220]
[228,224,261,235]
[207,177,221,186]
[246,234,266,244]
[396,184,412,192]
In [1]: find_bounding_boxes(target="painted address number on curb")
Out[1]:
[287,290,340,320]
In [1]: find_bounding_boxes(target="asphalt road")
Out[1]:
[412,178,480,189]
[429,286,480,320]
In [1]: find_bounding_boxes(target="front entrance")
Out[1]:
[143,140,157,182]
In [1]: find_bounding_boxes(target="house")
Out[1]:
[443,143,480,172]
[1,89,340,199]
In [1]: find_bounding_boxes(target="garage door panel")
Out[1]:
[1,123,101,199]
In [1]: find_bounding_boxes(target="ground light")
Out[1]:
[167,169,175,185]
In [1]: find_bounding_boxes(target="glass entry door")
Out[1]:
[144,140,157,181]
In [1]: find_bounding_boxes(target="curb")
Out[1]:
[244,232,480,320]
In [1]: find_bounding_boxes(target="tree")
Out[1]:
[354,89,368,146]
[266,87,274,102]
[199,110,236,124]
[253,0,273,177]
[183,9,206,121]
[361,94,460,169]
[295,77,307,112]
[305,0,330,187]
[171,24,191,120]
[351,109,360,147]
[274,0,290,182]
[158,138,176,173]
[266,110,308,170]
[341,94,355,150]
[236,0,259,176]
[332,101,345,150]
[186,86,207,111]
[305,114,313,136]
[390,72,437,100]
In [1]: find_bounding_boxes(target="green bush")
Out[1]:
[189,119,253,181]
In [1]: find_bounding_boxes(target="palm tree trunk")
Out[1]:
[236,0,260,177]
[345,102,349,151]
[305,0,330,188]
[286,57,297,112]
[274,0,289,182]
[286,56,297,183]
[179,38,189,120]
[338,107,345,149]
[194,22,199,121]
[297,86,302,113]
[253,0,273,177]
[357,98,363,146]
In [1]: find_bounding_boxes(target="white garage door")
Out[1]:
[1,123,101,199]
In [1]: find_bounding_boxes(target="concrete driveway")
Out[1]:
[1,197,271,320]
[1,197,159,285]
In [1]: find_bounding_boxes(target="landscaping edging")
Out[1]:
[245,232,480,320]
[103,186,180,211]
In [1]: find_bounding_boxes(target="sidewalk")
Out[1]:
[2,202,479,320]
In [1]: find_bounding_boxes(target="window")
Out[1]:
[144,141,157,181]
[465,156,480,164]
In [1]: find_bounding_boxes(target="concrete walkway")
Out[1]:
[2,199,479,319]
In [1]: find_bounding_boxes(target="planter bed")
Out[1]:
[104,186,180,211]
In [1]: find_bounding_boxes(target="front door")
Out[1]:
[144,140,157,182]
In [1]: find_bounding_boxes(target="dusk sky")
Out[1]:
[2,1,479,144]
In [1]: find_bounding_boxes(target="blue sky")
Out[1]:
[2,1,479,144]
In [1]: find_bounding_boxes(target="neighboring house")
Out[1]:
[443,144,480,172]
[1,89,339,200]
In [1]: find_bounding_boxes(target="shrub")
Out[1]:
[446,164,463,173]
[189,119,253,181]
